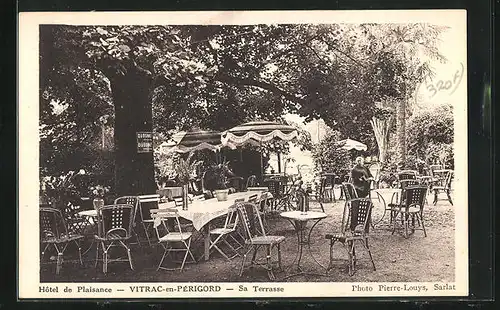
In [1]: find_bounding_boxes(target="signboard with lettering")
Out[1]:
[136,132,153,153]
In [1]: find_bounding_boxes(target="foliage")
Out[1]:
[426,142,454,169]
[89,185,110,198]
[40,170,87,209]
[40,24,448,188]
[173,154,202,184]
[406,103,454,170]
[311,129,352,177]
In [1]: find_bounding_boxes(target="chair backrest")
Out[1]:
[39,207,68,241]
[444,170,454,189]
[114,196,139,224]
[398,170,417,180]
[341,198,373,235]
[234,198,245,203]
[137,194,160,222]
[400,186,427,210]
[97,204,134,239]
[224,204,240,230]
[245,175,257,189]
[400,179,420,189]
[150,207,185,238]
[429,164,444,176]
[264,179,284,198]
[341,182,358,201]
[247,194,259,203]
[236,202,266,240]
[173,197,184,207]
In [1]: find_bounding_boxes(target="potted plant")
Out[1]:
[174,154,202,210]
[212,161,231,202]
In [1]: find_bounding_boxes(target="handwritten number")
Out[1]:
[426,84,437,98]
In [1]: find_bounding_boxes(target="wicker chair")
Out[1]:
[114,196,141,246]
[236,202,285,281]
[94,204,134,273]
[391,186,428,238]
[433,170,453,206]
[325,198,376,276]
[150,208,196,271]
[40,207,84,275]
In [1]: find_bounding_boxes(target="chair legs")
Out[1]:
[41,240,82,275]
[239,244,282,280]
[97,240,134,274]
[433,189,453,206]
[392,211,427,238]
[327,237,375,276]
[157,239,196,271]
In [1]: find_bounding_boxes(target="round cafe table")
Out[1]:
[280,211,328,279]
[370,188,402,227]
[77,209,99,255]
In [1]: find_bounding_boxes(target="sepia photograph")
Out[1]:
[19,10,468,298]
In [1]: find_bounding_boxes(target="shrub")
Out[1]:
[312,129,352,178]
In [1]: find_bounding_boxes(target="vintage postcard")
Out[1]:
[18,10,468,299]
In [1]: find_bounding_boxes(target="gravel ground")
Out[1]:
[41,191,455,283]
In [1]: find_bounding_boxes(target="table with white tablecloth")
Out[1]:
[158,190,271,260]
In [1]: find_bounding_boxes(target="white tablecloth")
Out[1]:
[158,191,270,230]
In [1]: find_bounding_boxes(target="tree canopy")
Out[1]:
[39,23,448,191]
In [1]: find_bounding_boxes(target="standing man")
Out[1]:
[351,156,374,198]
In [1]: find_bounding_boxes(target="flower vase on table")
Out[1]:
[93,197,104,210]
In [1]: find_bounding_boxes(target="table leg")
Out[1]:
[281,218,328,280]
[204,225,210,261]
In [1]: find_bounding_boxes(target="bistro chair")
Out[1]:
[94,204,135,273]
[40,207,84,275]
[398,170,417,181]
[429,164,444,177]
[207,204,243,260]
[400,179,421,189]
[245,175,257,190]
[137,194,160,246]
[325,198,376,276]
[150,208,196,271]
[341,182,358,202]
[391,186,428,238]
[236,202,285,281]
[433,170,453,206]
[114,196,141,246]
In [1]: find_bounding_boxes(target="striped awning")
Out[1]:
[168,130,231,154]
[221,121,298,147]
[337,138,367,151]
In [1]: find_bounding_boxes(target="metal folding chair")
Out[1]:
[150,208,196,271]
[137,194,160,246]
[208,204,243,260]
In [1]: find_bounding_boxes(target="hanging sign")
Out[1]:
[136,132,153,153]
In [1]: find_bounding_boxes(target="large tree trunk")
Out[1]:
[396,97,407,168]
[370,116,392,164]
[107,62,156,196]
